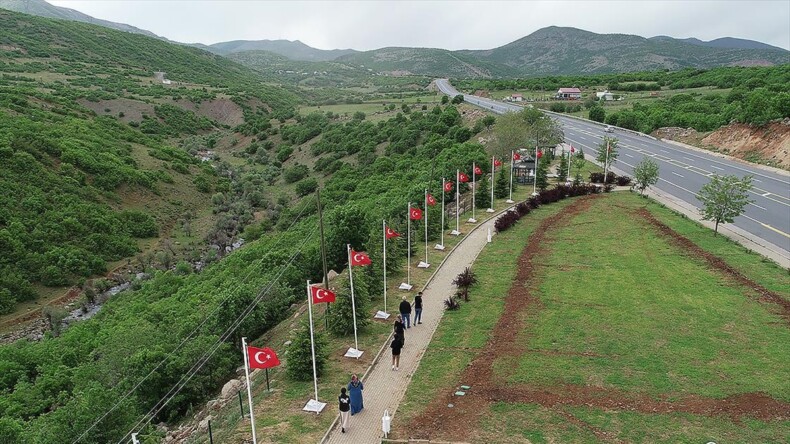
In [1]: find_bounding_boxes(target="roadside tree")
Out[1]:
[697,174,754,235]
[632,158,660,195]
[597,136,619,174]
[589,105,605,123]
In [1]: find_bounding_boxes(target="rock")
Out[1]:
[283,340,292,347]
[327,269,339,281]
[236,365,246,377]
[206,399,220,411]
[198,415,212,432]
[221,379,242,399]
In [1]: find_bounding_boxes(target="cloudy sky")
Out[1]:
[49,1,790,51]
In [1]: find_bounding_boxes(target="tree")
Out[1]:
[327,273,371,336]
[494,168,509,198]
[535,156,549,191]
[556,153,569,183]
[451,94,464,104]
[441,95,449,105]
[633,158,659,195]
[482,115,496,130]
[589,105,606,123]
[697,174,753,235]
[491,108,563,158]
[286,320,328,381]
[597,136,619,174]
[475,175,491,209]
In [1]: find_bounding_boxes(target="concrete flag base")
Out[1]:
[303,399,326,414]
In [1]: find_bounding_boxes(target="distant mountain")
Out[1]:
[0,0,160,38]
[204,39,358,62]
[650,35,786,51]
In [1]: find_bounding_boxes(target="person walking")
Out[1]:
[414,291,423,325]
[338,387,350,433]
[399,295,412,328]
[347,374,364,415]
[393,314,405,339]
[390,333,403,371]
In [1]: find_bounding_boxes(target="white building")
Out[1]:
[596,90,614,101]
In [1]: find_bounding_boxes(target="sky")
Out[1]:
[49,1,790,51]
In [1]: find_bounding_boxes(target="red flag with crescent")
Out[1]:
[426,194,437,206]
[537,150,543,159]
[494,158,502,167]
[385,225,400,239]
[513,152,521,161]
[310,285,336,303]
[473,165,483,175]
[350,249,372,266]
[247,346,281,370]
[570,145,575,154]
[444,180,453,192]
[459,172,469,183]
[409,207,423,220]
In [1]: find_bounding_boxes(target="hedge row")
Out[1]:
[494,184,602,233]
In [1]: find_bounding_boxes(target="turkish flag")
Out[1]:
[537,150,543,159]
[474,165,483,175]
[513,152,521,161]
[310,285,336,303]
[350,249,371,266]
[459,172,469,183]
[247,346,281,370]
[494,158,502,167]
[426,194,437,206]
[570,145,575,153]
[409,207,423,220]
[385,225,400,239]
[444,181,453,192]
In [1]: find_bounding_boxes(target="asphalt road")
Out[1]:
[435,79,790,261]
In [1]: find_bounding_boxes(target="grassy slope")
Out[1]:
[395,191,789,442]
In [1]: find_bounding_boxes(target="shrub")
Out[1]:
[0,289,14,315]
[452,267,478,301]
[283,164,309,184]
[286,321,328,381]
[616,175,632,186]
[295,178,319,197]
[444,296,460,311]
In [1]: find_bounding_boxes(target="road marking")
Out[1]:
[762,192,771,197]
[683,156,694,162]
[751,203,767,210]
[753,178,762,183]
[671,172,684,178]
[743,215,790,239]
[711,165,724,170]
[624,153,634,158]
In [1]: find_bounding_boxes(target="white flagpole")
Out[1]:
[490,156,495,211]
[455,170,460,233]
[604,141,610,183]
[424,190,429,263]
[568,146,573,183]
[383,219,387,313]
[532,145,538,196]
[306,281,319,404]
[508,150,514,203]
[241,337,258,444]
[407,202,411,285]
[346,245,359,354]
[441,177,445,245]
[471,162,476,220]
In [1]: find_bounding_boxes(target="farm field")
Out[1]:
[395,191,790,443]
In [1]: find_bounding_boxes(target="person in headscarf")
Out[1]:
[347,374,364,415]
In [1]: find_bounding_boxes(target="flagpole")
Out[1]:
[346,245,359,354]
[471,162,476,221]
[568,146,572,183]
[306,280,320,406]
[407,202,411,286]
[455,170,460,233]
[317,189,329,328]
[383,219,387,313]
[508,150,514,203]
[532,145,538,196]
[490,156,494,211]
[441,177,445,246]
[241,337,258,444]
[424,189,428,264]
[604,141,610,184]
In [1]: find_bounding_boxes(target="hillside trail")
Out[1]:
[321,208,501,444]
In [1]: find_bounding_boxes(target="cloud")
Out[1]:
[49,0,790,50]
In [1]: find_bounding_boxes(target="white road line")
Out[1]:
[711,165,724,170]
[624,153,634,158]
[751,203,767,211]
[754,178,762,183]
[763,192,771,197]
[683,156,694,162]
[671,172,684,178]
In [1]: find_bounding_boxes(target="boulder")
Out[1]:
[221,379,242,399]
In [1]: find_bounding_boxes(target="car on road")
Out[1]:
[603,125,614,133]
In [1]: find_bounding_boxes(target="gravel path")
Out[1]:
[322,215,500,443]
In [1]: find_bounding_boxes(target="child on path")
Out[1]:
[390,333,403,371]
[347,374,364,415]
[414,291,423,325]
[399,295,412,328]
[338,387,350,433]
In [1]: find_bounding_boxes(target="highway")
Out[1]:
[435,79,790,262]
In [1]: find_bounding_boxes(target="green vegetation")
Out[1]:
[697,174,754,235]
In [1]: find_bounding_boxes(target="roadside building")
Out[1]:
[510,93,523,102]
[556,87,582,100]
[596,90,614,101]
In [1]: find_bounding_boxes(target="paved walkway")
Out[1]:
[323,215,501,444]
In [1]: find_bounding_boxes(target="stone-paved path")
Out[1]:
[323,214,501,444]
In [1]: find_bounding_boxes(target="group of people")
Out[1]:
[337,291,425,433]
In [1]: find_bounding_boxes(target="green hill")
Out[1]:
[0,9,297,313]
[205,39,358,61]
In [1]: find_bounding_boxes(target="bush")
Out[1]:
[295,178,319,197]
[119,210,159,238]
[589,172,616,184]
[283,164,309,184]
[452,267,478,301]
[494,184,600,233]
[444,296,460,311]
[286,321,328,381]
[0,288,15,315]
[616,175,632,186]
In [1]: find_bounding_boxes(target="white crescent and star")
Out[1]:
[354,253,365,262]
[315,289,326,300]
[254,351,270,365]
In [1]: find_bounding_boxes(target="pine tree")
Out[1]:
[556,154,569,183]
[327,273,370,336]
[475,175,491,208]
[286,320,328,381]
[494,168,509,199]
[535,157,550,191]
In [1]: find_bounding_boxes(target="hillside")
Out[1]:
[0,0,159,37]
[204,39,358,61]
[650,35,788,51]
[466,26,789,75]
[0,8,298,316]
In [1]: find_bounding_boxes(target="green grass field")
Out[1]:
[394,191,789,442]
